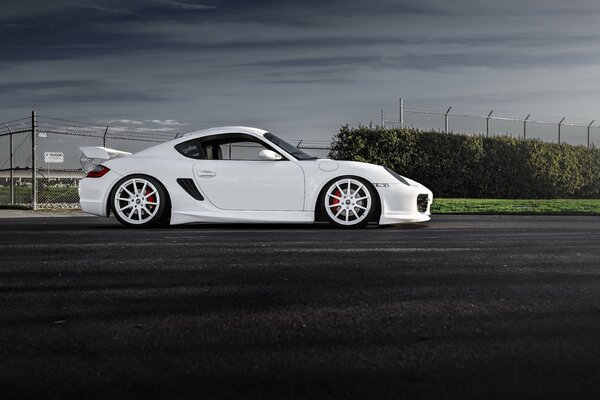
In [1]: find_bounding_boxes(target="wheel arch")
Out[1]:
[107,173,172,222]
[314,174,381,223]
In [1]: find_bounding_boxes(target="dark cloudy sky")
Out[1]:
[2,0,600,139]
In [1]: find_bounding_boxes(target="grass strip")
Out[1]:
[432,198,600,215]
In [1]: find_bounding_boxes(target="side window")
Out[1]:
[175,140,205,159]
[228,141,268,161]
[202,143,223,160]
[200,135,282,161]
[176,134,284,161]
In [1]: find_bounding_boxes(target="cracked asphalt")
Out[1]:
[1,214,600,399]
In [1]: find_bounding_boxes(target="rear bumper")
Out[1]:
[78,170,122,217]
[376,182,433,225]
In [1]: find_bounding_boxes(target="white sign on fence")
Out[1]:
[44,152,64,164]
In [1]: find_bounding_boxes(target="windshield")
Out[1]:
[264,132,317,160]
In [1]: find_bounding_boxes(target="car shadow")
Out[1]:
[93,220,431,231]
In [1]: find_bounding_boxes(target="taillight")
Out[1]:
[86,165,110,178]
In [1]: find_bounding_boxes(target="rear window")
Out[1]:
[175,140,205,159]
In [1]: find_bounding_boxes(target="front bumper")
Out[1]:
[376,182,433,225]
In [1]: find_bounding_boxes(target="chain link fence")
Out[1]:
[0,112,331,210]
[0,117,33,206]
[381,99,599,147]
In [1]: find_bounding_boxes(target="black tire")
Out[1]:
[319,176,377,228]
[110,175,168,228]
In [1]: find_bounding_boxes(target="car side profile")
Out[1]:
[78,126,433,228]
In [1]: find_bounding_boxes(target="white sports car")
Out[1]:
[79,126,433,228]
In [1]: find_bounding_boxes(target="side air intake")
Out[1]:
[177,178,204,201]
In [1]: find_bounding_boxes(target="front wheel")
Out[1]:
[320,177,376,228]
[110,175,167,228]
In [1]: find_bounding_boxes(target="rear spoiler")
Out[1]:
[80,146,132,173]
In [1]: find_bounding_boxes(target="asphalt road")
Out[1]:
[1,215,600,399]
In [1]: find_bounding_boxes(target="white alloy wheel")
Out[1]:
[113,177,162,226]
[323,178,374,227]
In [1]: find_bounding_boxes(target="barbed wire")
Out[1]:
[0,128,31,137]
[399,109,598,128]
[37,115,107,127]
[1,114,336,146]
[38,129,168,143]
[1,116,30,125]
[36,122,178,137]
[0,120,32,134]
[392,100,596,125]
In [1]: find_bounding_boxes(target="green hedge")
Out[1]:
[329,126,600,198]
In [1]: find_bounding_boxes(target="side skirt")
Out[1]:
[169,210,315,225]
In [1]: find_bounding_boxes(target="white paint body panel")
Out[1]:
[192,160,304,211]
[79,126,433,225]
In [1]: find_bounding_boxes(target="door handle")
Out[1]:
[197,170,216,178]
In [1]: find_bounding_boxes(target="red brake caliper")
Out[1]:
[331,189,341,213]
[145,188,155,211]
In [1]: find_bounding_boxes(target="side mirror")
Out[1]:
[259,149,283,161]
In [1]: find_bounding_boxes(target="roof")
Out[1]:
[183,126,268,139]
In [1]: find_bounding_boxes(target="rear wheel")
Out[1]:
[320,177,376,228]
[110,175,166,227]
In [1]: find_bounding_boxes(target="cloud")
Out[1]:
[0,79,100,91]
[100,119,144,124]
[147,119,187,126]
[158,1,217,11]
[108,126,177,132]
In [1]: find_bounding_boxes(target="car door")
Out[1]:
[192,137,305,211]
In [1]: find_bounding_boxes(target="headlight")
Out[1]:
[384,167,410,186]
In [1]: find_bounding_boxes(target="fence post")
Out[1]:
[588,120,594,148]
[558,117,565,144]
[4,122,14,205]
[399,98,404,128]
[486,110,494,137]
[31,111,37,210]
[381,110,385,128]
[103,126,109,147]
[444,106,452,133]
[523,114,530,140]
